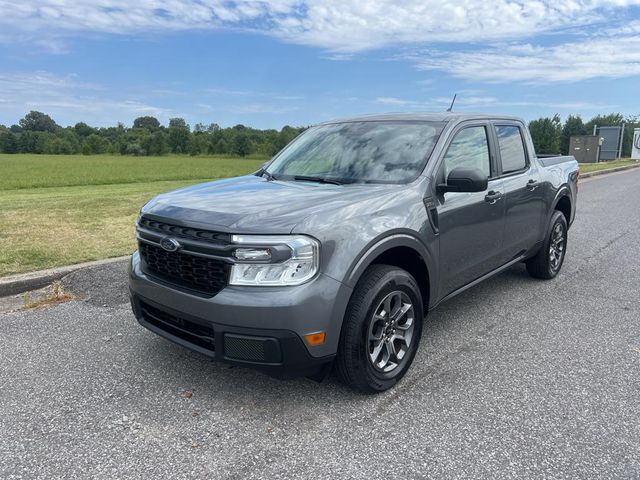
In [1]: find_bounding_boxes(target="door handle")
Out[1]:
[484,190,503,204]
[526,179,539,191]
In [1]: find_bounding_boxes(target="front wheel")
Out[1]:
[526,210,568,279]
[336,264,424,393]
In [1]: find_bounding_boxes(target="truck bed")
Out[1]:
[537,155,576,167]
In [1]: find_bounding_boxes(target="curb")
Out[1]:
[580,162,640,178]
[0,256,130,298]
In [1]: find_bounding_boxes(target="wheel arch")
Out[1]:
[551,187,572,226]
[343,231,436,311]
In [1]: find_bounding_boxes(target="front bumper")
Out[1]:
[128,252,351,377]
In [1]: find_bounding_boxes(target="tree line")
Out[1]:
[0,111,306,157]
[529,113,639,157]
[1,110,638,159]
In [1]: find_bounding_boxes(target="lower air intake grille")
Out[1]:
[224,335,268,362]
[139,301,215,352]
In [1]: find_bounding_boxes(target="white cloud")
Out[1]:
[374,93,615,111]
[413,34,640,83]
[1,1,639,84]
[1,1,639,51]
[376,97,416,106]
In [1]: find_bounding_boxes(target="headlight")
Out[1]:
[229,235,320,286]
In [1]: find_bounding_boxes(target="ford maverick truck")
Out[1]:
[129,113,578,392]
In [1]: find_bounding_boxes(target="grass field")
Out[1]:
[0,154,265,276]
[578,159,638,174]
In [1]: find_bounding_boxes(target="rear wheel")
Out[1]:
[336,264,424,393]
[526,210,568,279]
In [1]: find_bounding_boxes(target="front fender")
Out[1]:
[343,230,437,309]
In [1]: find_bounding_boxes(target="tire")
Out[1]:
[336,264,424,393]
[526,210,568,280]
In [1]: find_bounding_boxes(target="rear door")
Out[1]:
[492,122,545,261]
[434,123,506,297]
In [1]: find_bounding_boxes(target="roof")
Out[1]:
[318,112,523,125]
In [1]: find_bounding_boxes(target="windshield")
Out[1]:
[265,121,443,184]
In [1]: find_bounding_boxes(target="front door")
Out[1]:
[435,124,506,298]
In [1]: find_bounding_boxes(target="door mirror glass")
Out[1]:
[439,167,488,193]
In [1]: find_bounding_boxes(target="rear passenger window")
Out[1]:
[496,126,527,174]
[443,126,490,178]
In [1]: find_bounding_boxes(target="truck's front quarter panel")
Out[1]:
[293,179,438,303]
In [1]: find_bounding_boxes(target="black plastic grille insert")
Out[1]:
[139,242,229,296]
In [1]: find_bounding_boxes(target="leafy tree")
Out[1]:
[168,126,190,153]
[232,133,252,157]
[560,115,587,155]
[528,114,561,155]
[169,118,190,131]
[18,131,51,153]
[47,137,75,155]
[83,134,110,155]
[74,122,95,138]
[147,131,168,156]
[9,124,23,133]
[133,116,161,131]
[19,111,59,133]
[213,138,229,154]
[125,143,146,156]
[585,113,624,133]
[0,131,18,153]
[57,129,82,154]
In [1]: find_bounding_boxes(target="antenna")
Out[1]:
[446,93,457,112]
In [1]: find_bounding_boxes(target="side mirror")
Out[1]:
[437,167,488,193]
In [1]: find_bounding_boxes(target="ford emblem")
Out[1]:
[159,237,181,252]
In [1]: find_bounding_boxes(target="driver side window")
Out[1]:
[443,126,490,179]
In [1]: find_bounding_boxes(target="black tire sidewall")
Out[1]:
[544,211,568,278]
[349,267,424,390]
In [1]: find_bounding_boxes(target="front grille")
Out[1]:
[138,216,230,244]
[139,242,229,296]
[139,301,215,353]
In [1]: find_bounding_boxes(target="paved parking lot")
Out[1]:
[1,169,639,479]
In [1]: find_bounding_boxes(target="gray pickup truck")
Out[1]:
[129,113,578,392]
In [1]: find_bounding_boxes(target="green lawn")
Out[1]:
[579,159,638,174]
[0,153,266,190]
[0,154,266,276]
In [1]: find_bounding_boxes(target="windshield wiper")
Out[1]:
[256,169,278,181]
[293,175,343,185]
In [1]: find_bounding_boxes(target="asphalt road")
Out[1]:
[1,169,639,479]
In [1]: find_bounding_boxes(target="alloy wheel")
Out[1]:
[549,222,566,271]
[367,291,415,373]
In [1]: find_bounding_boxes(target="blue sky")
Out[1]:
[1,1,639,129]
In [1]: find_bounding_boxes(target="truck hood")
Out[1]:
[141,174,403,233]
